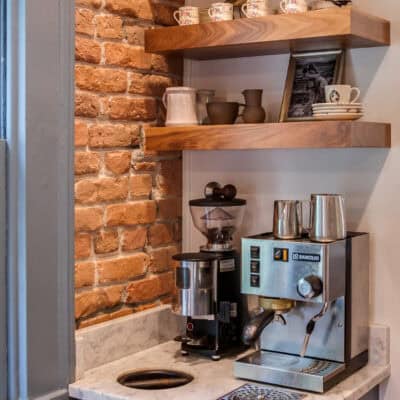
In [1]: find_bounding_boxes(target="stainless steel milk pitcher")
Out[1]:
[309,194,346,243]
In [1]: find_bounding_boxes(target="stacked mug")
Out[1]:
[242,0,269,18]
[173,6,200,25]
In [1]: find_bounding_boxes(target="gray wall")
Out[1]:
[6,0,75,398]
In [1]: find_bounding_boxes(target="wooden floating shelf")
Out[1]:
[144,121,391,152]
[145,8,390,60]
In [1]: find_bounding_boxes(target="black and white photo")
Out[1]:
[280,50,344,121]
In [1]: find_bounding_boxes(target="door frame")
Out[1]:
[6,0,75,398]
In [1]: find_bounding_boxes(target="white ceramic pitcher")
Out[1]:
[162,87,199,126]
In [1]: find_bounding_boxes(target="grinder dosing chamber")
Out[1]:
[173,252,217,318]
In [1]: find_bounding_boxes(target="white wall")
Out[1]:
[183,0,399,398]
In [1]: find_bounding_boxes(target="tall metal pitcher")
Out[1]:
[309,194,346,243]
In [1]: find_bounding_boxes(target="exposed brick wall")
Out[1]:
[74,0,183,329]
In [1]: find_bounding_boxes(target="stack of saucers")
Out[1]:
[312,103,364,121]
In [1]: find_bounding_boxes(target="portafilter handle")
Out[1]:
[242,308,276,346]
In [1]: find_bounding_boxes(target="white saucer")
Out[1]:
[312,113,363,121]
[313,102,363,107]
[313,110,364,115]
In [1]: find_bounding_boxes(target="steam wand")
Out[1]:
[300,302,330,357]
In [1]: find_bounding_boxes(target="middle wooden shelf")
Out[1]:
[143,121,391,152]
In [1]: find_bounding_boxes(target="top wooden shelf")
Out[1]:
[145,7,390,60]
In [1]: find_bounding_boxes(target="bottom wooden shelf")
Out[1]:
[144,121,391,152]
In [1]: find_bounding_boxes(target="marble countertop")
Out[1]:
[70,341,390,400]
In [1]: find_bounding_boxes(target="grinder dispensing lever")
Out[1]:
[300,302,330,358]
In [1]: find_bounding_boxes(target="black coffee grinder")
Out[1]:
[173,182,246,360]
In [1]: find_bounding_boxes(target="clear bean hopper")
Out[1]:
[190,196,246,252]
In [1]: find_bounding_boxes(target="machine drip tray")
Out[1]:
[234,351,345,393]
[218,383,306,400]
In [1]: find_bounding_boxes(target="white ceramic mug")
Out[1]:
[280,0,308,14]
[242,0,268,18]
[173,6,200,25]
[162,87,199,126]
[208,3,233,21]
[325,85,361,104]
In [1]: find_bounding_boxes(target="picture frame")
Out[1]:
[279,50,345,122]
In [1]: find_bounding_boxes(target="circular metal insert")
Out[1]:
[117,369,194,390]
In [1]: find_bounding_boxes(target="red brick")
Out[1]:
[75,179,98,204]
[125,25,145,46]
[152,3,177,26]
[105,151,132,174]
[77,308,133,329]
[156,159,182,196]
[105,0,152,19]
[75,152,101,175]
[97,254,149,283]
[129,73,173,97]
[75,177,129,204]
[152,54,183,76]
[149,223,173,247]
[125,272,174,303]
[130,174,152,198]
[89,124,139,148]
[75,261,95,288]
[76,8,95,36]
[75,92,100,118]
[107,97,157,121]
[133,302,159,313]
[157,198,182,219]
[132,161,156,172]
[94,230,119,254]
[75,207,103,232]
[104,43,152,69]
[122,227,147,251]
[98,177,129,202]
[75,233,92,259]
[106,201,157,226]
[76,65,127,93]
[75,285,124,319]
[75,120,89,147]
[149,247,173,273]
[95,14,123,39]
[76,0,102,8]
[75,37,101,64]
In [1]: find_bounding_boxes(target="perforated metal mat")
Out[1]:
[218,384,306,400]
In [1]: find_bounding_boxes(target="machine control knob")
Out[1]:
[297,276,323,299]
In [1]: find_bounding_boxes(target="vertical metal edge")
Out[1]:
[6,0,75,398]
[0,140,6,400]
[58,0,76,388]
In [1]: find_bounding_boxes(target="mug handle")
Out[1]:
[173,10,181,24]
[280,0,287,13]
[350,87,361,104]
[241,3,249,17]
[162,93,168,109]
[208,7,214,18]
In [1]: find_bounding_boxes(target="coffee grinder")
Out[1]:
[173,182,246,360]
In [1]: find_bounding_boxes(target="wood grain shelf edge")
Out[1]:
[143,122,391,152]
[145,8,390,60]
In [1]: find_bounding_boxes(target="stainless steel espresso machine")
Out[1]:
[173,182,246,360]
[234,232,370,393]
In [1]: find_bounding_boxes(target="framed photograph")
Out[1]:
[279,50,345,122]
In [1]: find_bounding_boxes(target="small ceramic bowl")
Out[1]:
[207,102,240,124]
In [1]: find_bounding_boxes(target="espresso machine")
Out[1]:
[234,231,369,392]
[173,182,246,360]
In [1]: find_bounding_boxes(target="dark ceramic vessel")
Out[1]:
[242,89,266,123]
[207,102,240,125]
